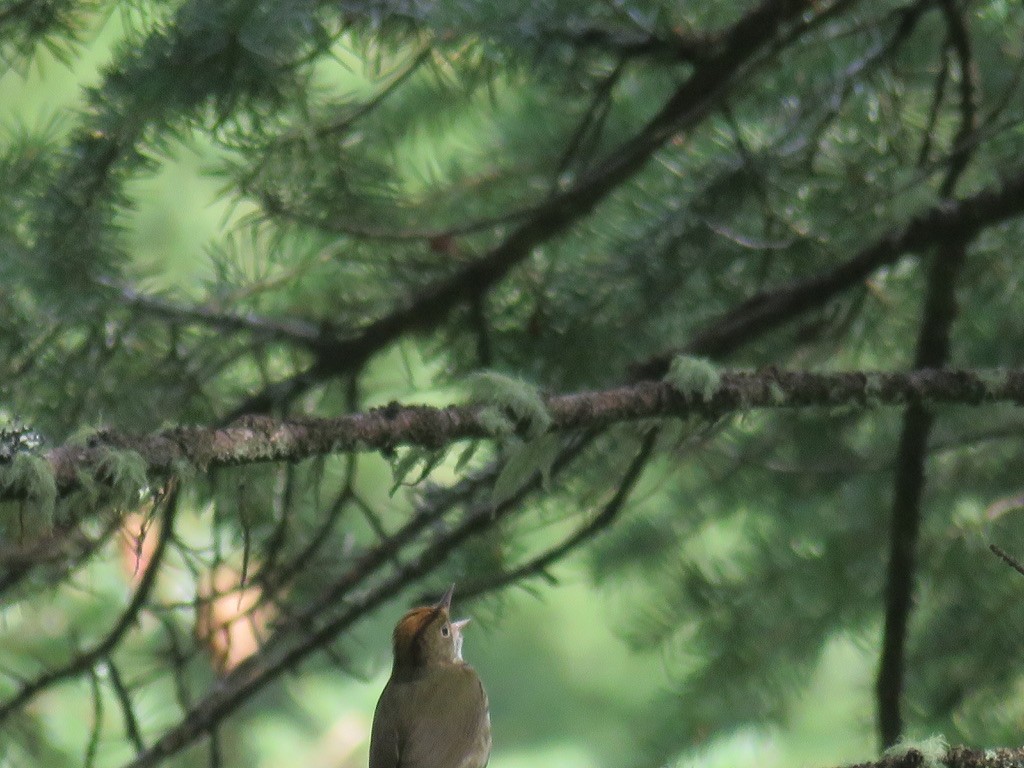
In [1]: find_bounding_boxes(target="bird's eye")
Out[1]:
[441,624,450,637]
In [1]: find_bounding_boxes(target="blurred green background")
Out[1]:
[1,4,1016,767]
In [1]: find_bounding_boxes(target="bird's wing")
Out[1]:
[369,682,401,768]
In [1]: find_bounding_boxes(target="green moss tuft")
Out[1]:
[468,372,551,438]
[665,356,721,400]
[477,406,516,437]
[976,368,1009,394]
[884,735,948,768]
[96,448,150,506]
[491,433,562,507]
[0,453,57,534]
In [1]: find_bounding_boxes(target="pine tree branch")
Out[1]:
[6,368,1024,502]
[631,164,1024,378]
[227,0,828,418]
[813,0,936,167]
[32,0,336,295]
[0,0,90,60]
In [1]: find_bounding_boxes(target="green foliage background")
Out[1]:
[1,1,1024,767]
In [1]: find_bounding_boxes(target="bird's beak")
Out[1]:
[451,618,471,631]
[436,583,456,610]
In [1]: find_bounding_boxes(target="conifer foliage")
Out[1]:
[1,0,1024,766]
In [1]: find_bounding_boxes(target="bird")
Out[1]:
[369,584,491,768]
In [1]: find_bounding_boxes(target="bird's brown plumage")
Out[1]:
[369,587,491,768]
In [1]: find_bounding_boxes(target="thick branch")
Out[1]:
[11,368,1024,501]
[876,5,975,744]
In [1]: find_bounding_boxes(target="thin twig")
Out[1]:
[209,726,222,768]
[989,544,1024,578]
[106,658,146,755]
[0,483,179,726]
[917,44,950,168]
[553,60,625,182]
[936,0,977,197]
[458,428,659,601]
[84,665,104,768]
[154,614,194,713]
[102,278,324,350]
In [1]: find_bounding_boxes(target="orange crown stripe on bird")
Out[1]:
[370,584,492,768]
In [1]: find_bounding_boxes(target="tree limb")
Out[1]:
[877,236,968,748]
[877,5,976,743]
[6,368,1024,502]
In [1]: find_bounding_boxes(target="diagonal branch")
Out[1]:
[456,427,659,601]
[632,165,1024,378]
[106,657,146,756]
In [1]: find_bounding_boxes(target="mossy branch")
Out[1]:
[4,367,1024,503]
[845,744,1024,768]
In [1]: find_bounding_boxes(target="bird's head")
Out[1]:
[392,584,470,670]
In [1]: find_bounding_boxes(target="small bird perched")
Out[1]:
[369,585,491,768]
